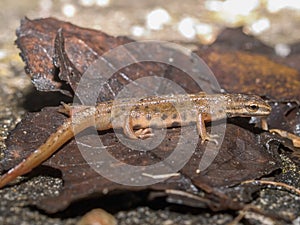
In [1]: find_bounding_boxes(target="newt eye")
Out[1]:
[246,104,259,112]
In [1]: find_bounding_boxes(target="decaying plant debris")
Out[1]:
[0,17,299,224]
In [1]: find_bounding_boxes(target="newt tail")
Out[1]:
[0,105,97,189]
[0,93,272,189]
[0,121,73,188]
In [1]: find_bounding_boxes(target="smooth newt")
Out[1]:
[0,93,271,188]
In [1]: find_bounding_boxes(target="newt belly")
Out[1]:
[0,92,271,188]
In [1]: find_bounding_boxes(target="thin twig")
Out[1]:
[242,179,300,196]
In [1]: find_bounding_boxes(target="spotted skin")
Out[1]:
[0,92,271,188]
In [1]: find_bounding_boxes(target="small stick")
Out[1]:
[242,179,300,195]
[270,129,300,148]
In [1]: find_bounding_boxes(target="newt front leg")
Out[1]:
[0,93,272,188]
[197,114,218,145]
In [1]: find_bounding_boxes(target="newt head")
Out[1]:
[225,94,272,118]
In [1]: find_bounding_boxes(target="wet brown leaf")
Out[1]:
[16,17,215,102]
[196,47,300,101]
[16,17,143,99]
[2,18,299,214]
[1,106,280,213]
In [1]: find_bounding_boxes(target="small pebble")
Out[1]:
[77,208,117,225]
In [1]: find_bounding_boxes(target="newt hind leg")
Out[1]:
[58,102,72,115]
[134,128,154,139]
[58,102,93,117]
[123,116,154,139]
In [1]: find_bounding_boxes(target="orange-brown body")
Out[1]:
[0,93,271,188]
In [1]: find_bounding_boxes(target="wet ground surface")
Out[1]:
[0,1,300,224]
